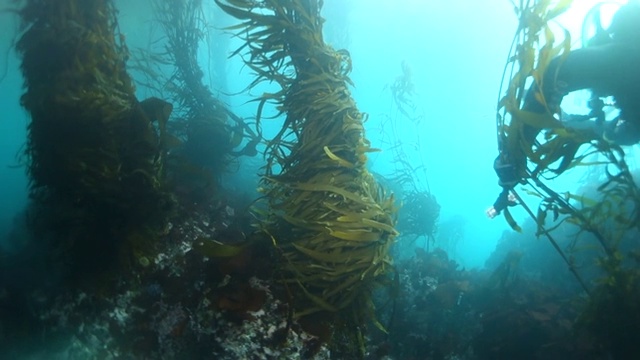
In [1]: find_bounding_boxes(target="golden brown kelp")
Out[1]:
[498,0,638,237]
[216,0,398,353]
[498,0,640,272]
[498,3,640,351]
[16,0,174,276]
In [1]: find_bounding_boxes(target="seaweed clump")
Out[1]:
[15,0,175,278]
[497,0,640,355]
[150,0,251,201]
[576,251,640,358]
[396,190,440,246]
[216,0,398,355]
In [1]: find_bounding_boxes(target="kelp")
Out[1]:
[387,61,421,123]
[396,190,440,246]
[16,0,175,277]
[498,0,637,244]
[499,0,640,307]
[215,0,398,355]
[150,0,261,185]
[498,0,578,184]
[193,236,247,258]
[577,250,640,359]
[128,0,261,205]
[380,62,436,247]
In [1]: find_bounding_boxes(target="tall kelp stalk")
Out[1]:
[153,0,232,176]
[498,0,639,277]
[499,0,640,355]
[140,0,260,204]
[383,62,440,249]
[216,0,398,355]
[16,0,175,279]
[501,0,640,239]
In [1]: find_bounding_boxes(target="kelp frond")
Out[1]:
[499,0,640,296]
[217,0,398,355]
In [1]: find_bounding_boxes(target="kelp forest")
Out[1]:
[0,0,639,359]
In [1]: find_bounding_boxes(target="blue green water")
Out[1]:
[0,0,630,268]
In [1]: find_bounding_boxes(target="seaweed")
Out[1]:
[497,1,640,355]
[497,0,640,291]
[576,251,640,359]
[140,0,249,203]
[215,0,398,356]
[379,62,438,249]
[386,61,421,124]
[395,189,440,248]
[15,0,175,280]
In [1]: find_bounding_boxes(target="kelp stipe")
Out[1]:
[216,0,399,357]
[16,0,175,282]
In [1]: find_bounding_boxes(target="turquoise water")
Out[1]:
[0,0,630,266]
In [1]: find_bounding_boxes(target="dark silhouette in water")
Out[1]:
[491,3,640,217]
